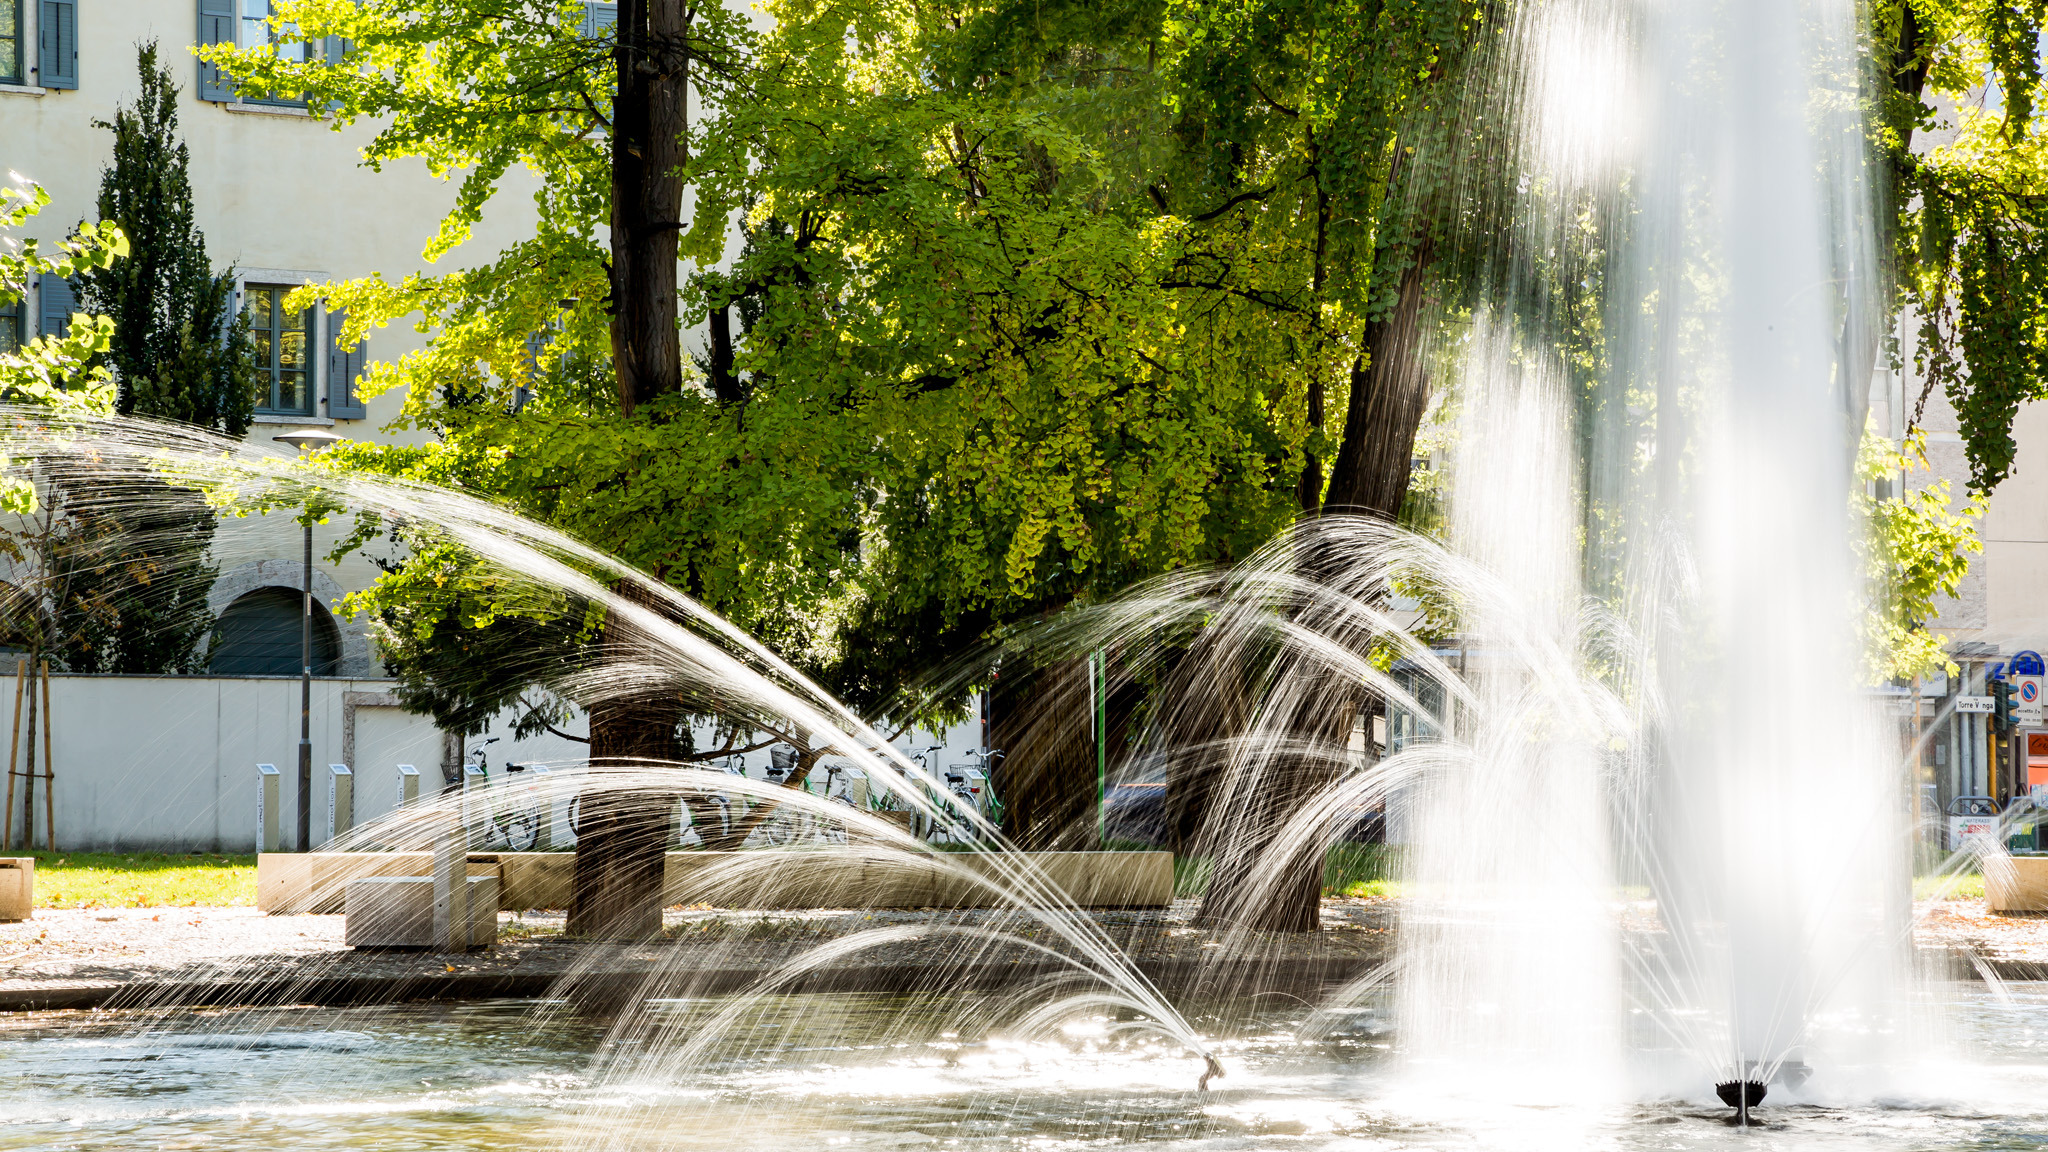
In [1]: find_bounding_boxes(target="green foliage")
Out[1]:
[0,183,123,431]
[0,184,212,674]
[1855,425,1984,681]
[200,0,1481,730]
[1877,0,2048,492]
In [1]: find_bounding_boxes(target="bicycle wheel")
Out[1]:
[503,797,541,852]
[758,812,798,846]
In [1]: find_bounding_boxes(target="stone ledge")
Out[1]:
[259,849,1176,913]
[0,955,1376,1014]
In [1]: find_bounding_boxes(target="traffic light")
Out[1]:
[1995,678,2018,731]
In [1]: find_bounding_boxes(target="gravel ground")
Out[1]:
[6,896,2018,996]
[1913,897,2048,964]
[0,897,1397,993]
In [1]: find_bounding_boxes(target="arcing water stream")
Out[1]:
[0,0,2015,1146]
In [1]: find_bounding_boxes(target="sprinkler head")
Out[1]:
[1715,1079,1767,1109]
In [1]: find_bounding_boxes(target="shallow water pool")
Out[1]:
[3,985,2047,1150]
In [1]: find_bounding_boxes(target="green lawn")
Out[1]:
[1913,871,1986,901]
[18,851,256,909]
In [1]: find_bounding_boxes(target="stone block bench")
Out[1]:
[258,849,1173,914]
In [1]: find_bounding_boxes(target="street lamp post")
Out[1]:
[273,427,349,851]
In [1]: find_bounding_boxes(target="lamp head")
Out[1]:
[272,428,349,452]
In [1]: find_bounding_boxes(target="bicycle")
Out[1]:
[934,748,1004,844]
[465,737,546,852]
[752,745,817,847]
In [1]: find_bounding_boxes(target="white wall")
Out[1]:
[22,675,986,852]
[24,674,581,853]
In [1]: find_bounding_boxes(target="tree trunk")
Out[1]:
[567,686,680,939]
[988,658,1104,849]
[567,582,683,940]
[1192,232,1436,930]
[567,0,692,937]
[1322,237,1436,520]
[609,0,689,414]
[1190,693,1353,933]
[1191,240,1432,933]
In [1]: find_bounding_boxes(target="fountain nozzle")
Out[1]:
[1199,1055,1225,1091]
[1715,1079,1766,1125]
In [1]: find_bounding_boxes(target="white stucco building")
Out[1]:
[1,0,564,847]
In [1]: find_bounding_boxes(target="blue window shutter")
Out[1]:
[582,2,618,38]
[327,307,367,419]
[320,33,348,113]
[37,273,74,340]
[37,0,76,89]
[197,0,235,101]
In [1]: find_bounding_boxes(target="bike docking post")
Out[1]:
[529,765,552,850]
[256,764,280,852]
[396,764,420,808]
[461,765,487,851]
[327,765,354,846]
[431,809,469,951]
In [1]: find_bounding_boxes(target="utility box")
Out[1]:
[395,764,419,807]
[461,765,487,848]
[0,858,31,921]
[256,764,280,852]
[327,764,354,845]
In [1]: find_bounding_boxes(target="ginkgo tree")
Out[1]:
[206,0,1486,933]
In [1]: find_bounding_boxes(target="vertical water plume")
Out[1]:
[1411,0,1898,1106]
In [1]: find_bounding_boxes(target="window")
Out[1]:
[0,0,20,84]
[0,298,20,354]
[199,0,319,105]
[245,285,315,414]
[209,587,340,676]
[238,0,313,104]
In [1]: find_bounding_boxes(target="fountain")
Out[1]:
[0,0,2024,1145]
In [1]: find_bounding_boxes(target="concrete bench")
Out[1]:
[260,849,1173,913]
[344,875,500,949]
[1986,854,2048,911]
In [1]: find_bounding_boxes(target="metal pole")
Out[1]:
[1094,650,1106,847]
[298,518,313,852]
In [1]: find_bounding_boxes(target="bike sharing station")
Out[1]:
[1931,649,2048,913]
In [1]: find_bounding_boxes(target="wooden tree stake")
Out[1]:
[41,661,53,852]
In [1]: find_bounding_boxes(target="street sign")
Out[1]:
[1958,695,1995,714]
[1951,814,2000,851]
[2019,676,2045,725]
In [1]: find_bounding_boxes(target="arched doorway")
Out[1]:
[208,587,341,676]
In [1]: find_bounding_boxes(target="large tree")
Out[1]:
[211,0,776,938]
[1875,0,2048,493]
[209,0,1484,933]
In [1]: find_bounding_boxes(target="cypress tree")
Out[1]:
[78,39,256,432]
[57,41,261,674]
